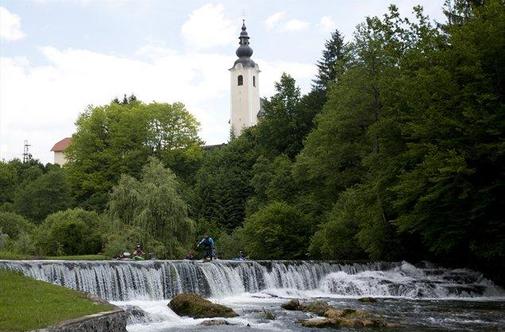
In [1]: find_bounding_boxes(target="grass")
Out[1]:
[0,251,110,261]
[0,270,113,331]
[0,251,30,260]
[43,254,110,260]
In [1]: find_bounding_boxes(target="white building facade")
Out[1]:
[50,137,72,166]
[230,21,260,137]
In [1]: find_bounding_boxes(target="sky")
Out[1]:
[0,0,447,163]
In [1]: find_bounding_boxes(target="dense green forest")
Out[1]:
[1,1,504,283]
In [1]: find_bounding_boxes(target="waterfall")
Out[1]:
[0,260,502,301]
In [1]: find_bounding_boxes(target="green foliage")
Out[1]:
[242,202,310,259]
[301,1,505,273]
[0,159,47,211]
[314,29,348,91]
[310,188,365,260]
[36,208,102,256]
[66,101,202,210]
[13,168,73,223]
[0,212,33,239]
[0,212,35,254]
[0,162,17,205]
[256,74,305,158]
[101,221,146,258]
[107,158,194,258]
[392,0,505,263]
[248,155,297,214]
[310,183,399,260]
[214,230,247,259]
[193,131,258,230]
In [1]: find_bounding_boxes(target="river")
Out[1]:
[1,260,504,331]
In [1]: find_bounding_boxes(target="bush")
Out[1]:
[242,201,310,259]
[36,209,102,256]
[214,230,246,259]
[0,212,34,239]
[0,212,35,255]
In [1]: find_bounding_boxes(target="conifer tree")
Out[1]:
[313,29,346,91]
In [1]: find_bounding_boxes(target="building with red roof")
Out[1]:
[50,137,72,165]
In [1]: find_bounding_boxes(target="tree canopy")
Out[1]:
[65,101,202,210]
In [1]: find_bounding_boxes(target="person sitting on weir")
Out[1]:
[132,243,145,259]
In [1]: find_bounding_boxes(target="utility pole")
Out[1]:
[23,140,32,163]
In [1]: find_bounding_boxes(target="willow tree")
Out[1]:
[108,158,194,258]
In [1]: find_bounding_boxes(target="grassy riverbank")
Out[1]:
[0,270,113,331]
[0,251,109,260]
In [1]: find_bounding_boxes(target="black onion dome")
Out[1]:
[234,20,256,68]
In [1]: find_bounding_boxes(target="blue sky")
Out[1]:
[0,0,446,163]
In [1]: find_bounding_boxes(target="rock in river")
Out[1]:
[199,319,233,326]
[168,293,238,318]
[281,299,331,315]
[284,300,400,329]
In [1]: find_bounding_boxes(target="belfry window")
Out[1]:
[238,75,243,86]
[253,76,256,87]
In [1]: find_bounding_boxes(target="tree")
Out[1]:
[241,202,310,259]
[107,158,194,258]
[393,0,505,265]
[297,4,439,260]
[300,1,505,279]
[192,130,258,231]
[313,29,347,91]
[13,168,73,223]
[256,73,304,158]
[310,183,400,260]
[0,159,47,210]
[36,208,102,256]
[66,100,203,210]
[0,162,17,208]
[248,155,297,214]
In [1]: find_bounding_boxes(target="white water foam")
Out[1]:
[0,260,502,301]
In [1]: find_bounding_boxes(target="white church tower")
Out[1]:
[230,20,260,137]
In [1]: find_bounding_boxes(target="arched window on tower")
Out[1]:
[253,76,256,87]
[238,75,243,86]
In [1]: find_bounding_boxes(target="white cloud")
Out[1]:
[319,16,336,33]
[33,0,134,7]
[258,59,315,96]
[282,19,310,32]
[265,12,310,33]
[181,3,235,50]
[0,46,315,163]
[265,11,286,30]
[0,6,26,41]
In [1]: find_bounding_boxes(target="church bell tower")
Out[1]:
[230,20,260,137]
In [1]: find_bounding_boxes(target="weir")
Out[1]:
[0,260,502,301]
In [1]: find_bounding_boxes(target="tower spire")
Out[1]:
[235,19,255,67]
[229,20,260,137]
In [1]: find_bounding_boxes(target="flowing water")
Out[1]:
[1,260,504,331]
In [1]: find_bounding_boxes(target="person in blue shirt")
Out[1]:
[197,234,216,261]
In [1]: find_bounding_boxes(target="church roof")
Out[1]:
[51,137,72,152]
[234,20,256,68]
